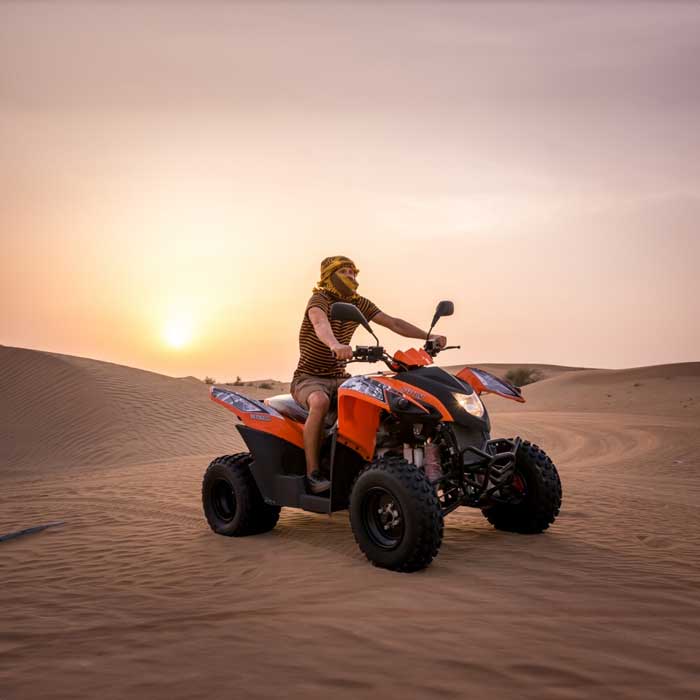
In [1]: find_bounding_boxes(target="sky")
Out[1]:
[1,1,699,382]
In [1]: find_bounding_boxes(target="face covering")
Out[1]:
[329,270,359,299]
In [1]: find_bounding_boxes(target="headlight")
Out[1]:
[452,391,484,418]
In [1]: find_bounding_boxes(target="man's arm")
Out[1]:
[373,311,447,347]
[308,307,353,360]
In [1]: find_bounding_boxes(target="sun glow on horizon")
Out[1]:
[163,314,194,349]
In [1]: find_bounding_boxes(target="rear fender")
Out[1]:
[210,386,304,449]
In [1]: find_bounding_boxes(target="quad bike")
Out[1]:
[202,301,562,572]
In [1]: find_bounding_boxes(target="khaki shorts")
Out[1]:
[291,373,348,409]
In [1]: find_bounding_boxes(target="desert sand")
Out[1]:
[1,345,699,699]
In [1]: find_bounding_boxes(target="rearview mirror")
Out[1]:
[330,302,376,341]
[331,301,366,324]
[429,300,454,331]
[435,300,454,319]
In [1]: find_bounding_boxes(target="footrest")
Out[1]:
[299,494,331,514]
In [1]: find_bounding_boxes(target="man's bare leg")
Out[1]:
[304,390,330,492]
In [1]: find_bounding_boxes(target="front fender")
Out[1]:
[336,378,389,460]
[457,367,524,403]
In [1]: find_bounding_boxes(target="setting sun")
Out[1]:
[163,315,193,349]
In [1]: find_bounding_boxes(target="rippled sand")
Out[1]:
[1,346,699,699]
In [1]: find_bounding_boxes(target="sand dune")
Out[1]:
[444,361,588,383]
[515,362,700,416]
[1,347,699,699]
[0,346,245,476]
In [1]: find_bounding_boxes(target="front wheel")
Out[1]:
[481,440,562,533]
[350,456,443,572]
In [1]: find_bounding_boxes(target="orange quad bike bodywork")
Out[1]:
[335,383,387,461]
[332,347,453,461]
[392,347,433,368]
[335,373,453,461]
[209,363,519,467]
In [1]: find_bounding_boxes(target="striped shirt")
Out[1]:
[294,290,381,378]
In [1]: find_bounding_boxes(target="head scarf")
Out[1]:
[314,255,360,300]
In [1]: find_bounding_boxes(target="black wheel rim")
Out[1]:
[362,487,405,550]
[212,478,237,523]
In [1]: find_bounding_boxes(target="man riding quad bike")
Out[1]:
[202,301,563,572]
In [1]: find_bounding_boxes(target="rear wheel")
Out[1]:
[481,440,561,533]
[202,453,281,536]
[350,455,443,572]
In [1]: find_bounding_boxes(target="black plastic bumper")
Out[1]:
[461,436,522,506]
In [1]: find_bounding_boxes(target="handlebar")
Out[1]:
[351,345,386,363]
[424,339,461,357]
[339,346,393,370]
[345,341,461,369]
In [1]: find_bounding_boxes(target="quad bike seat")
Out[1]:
[265,394,309,423]
[264,394,337,428]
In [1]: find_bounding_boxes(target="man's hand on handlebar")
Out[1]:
[424,336,459,357]
[331,342,353,361]
[352,345,385,362]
